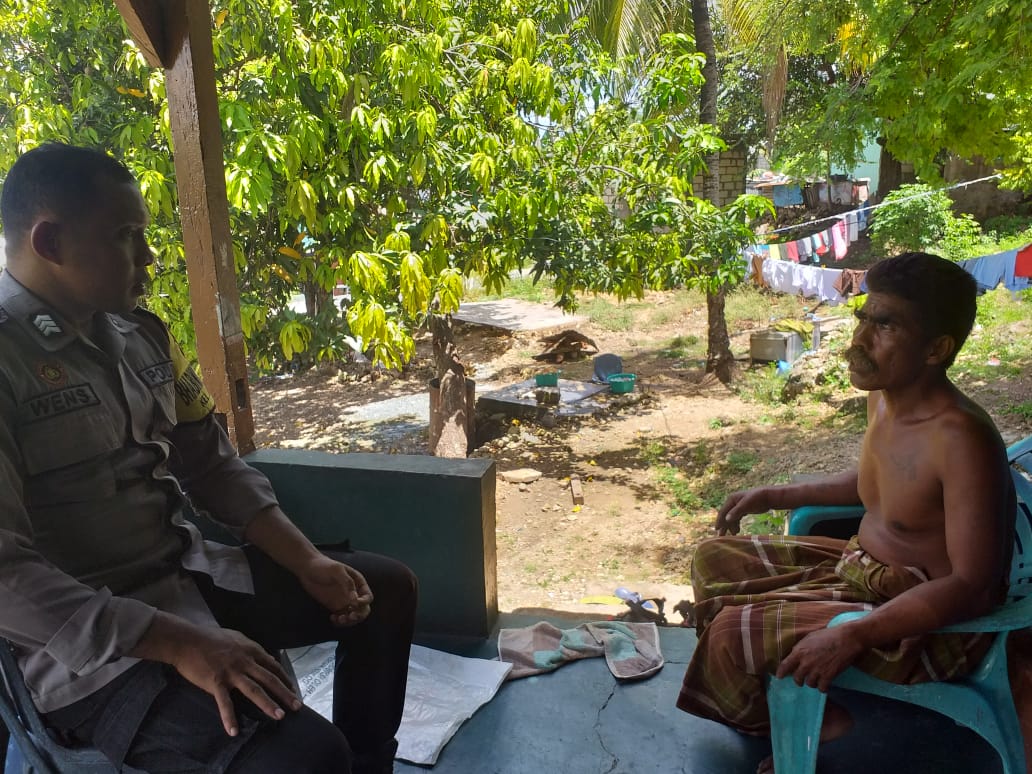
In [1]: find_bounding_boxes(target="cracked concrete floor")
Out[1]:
[394,613,1002,774]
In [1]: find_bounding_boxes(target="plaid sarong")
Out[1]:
[677,534,994,734]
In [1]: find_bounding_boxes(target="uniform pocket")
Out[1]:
[19,403,122,504]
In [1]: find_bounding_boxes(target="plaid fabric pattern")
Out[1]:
[677,535,993,734]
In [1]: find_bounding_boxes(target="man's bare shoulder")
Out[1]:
[932,388,1005,452]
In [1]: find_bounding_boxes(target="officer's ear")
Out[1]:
[925,333,956,367]
[29,220,63,265]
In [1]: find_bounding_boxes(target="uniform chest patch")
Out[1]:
[138,360,174,388]
[36,362,68,388]
[23,383,100,422]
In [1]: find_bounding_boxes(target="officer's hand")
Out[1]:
[298,554,373,626]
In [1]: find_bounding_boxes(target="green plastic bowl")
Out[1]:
[535,372,560,387]
[607,373,636,394]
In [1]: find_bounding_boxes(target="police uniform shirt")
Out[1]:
[0,270,278,712]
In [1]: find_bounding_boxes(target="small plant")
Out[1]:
[743,510,787,535]
[708,416,733,429]
[639,439,668,465]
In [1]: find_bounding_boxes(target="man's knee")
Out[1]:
[345,551,418,613]
[229,708,352,774]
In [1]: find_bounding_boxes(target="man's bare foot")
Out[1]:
[755,701,854,773]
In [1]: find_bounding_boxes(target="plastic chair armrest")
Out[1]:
[826,593,1032,634]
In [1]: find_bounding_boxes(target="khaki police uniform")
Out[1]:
[0,270,277,713]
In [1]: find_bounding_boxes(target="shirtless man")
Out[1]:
[676,252,1016,773]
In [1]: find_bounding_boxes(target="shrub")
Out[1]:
[869,183,986,259]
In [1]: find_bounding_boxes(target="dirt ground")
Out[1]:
[250,289,1032,622]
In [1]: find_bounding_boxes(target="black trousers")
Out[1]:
[46,546,417,773]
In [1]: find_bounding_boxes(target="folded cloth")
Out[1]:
[497,621,664,681]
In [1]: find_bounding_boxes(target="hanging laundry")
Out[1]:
[797,262,822,298]
[798,239,813,262]
[834,269,867,297]
[832,220,848,260]
[816,267,845,305]
[857,201,872,231]
[751,255,768,287]
[769,243,782,261]
[846,212,859,242]
[960,249,1020,292]
[1015,244,1032,278]
[786,241,800,262]
[814,230,830,256]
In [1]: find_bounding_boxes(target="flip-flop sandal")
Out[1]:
[617,596,668,625]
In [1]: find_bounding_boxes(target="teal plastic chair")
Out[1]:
[768,435,1032,774]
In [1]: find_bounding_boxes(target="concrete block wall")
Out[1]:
[692,147,750,206]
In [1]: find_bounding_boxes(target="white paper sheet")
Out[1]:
[289,643,512,766]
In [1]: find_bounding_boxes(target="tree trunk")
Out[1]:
[706,286,735,383]
[428,314,471,457]
[692,0,734,384]
[876,137,903,202]
[692,0,719,207]
[303,281,331,317]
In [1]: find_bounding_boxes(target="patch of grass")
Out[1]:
[699,483,727,510]
[581,297,637,331]
[523,563,538,574]
[655,465,702,516]
[726,285,807,326]
[690,440,712,467]
[708,416,734,429]
[466,274,553,303]
[738,363,789,406]
[1004,402,1032,421]
[647,289,702,326]
[639,439,668,465]
[726,450,759,474]
[662,334,702,360]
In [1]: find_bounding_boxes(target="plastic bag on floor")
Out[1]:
[289,643,512,766]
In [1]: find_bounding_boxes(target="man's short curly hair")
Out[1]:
[865,251,977,367]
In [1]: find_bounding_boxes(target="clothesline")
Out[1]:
[745,241,1032,310]
[765,174,1003,237]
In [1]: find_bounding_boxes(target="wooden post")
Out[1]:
[158,0,255,453]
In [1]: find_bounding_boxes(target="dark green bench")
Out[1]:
[244,450,498,639]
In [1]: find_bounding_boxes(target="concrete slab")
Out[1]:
[477,378,614,419]
[454,299,586,332]
[399,614,1002,774]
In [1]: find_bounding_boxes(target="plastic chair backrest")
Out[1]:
[1008,438,1032,601]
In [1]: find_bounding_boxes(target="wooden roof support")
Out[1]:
[119,0,256,452]
[113,0,170,67]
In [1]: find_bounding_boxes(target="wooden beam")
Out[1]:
[113,0,169,68]
[162,0,255,453]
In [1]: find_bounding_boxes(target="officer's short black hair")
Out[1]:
[1,143,135,249]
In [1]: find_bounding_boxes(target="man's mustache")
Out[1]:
[844,345,876,373]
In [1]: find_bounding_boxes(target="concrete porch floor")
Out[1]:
[401,613,1002,774]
